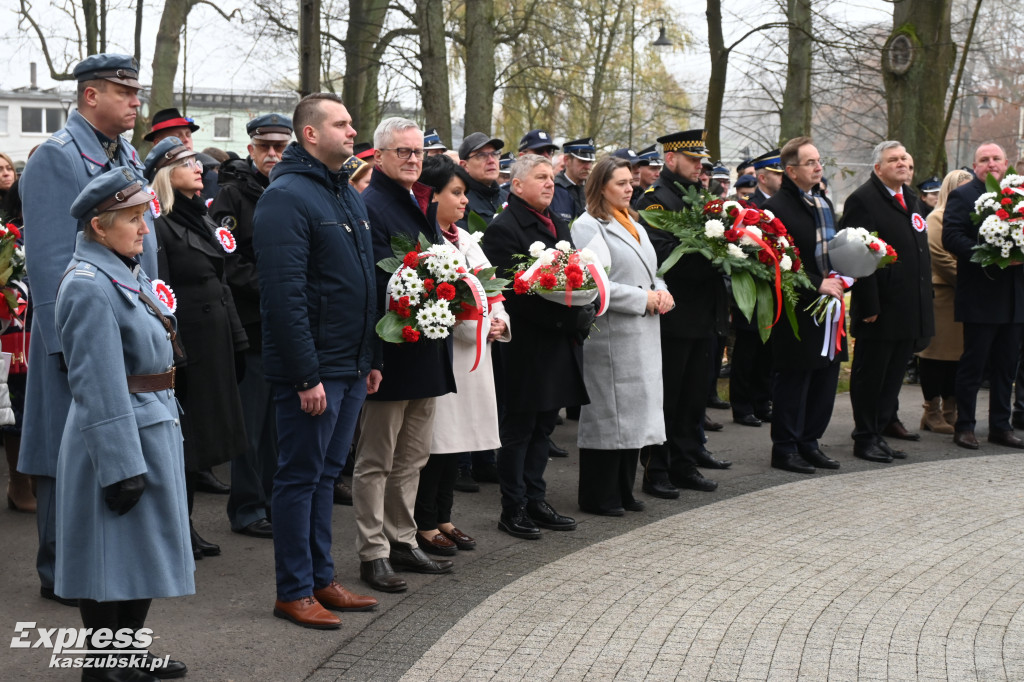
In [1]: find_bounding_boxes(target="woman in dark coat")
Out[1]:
[145,137,248,560]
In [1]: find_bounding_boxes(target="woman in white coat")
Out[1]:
[413,156,510,553]
[571,156,673,516]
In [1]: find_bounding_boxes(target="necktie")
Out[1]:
[894,192,906,210]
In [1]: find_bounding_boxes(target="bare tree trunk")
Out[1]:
[82,0,98,54]
[298,0,321,96]
[780,0,812,141]
[585,0,625,138]
[134,0,191,151]
[415,0,452,144]
[883,0,956,181]
[464,0,496,135]
[343,0,388,141]
[99,0,106,52]
[705,0,727,161]
[134,0,143,63]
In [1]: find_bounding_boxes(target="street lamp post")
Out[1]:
[628,16,672,149]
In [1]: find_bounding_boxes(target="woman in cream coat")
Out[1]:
[571,156,673,516]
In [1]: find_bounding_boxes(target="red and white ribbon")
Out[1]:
[813,272,854,359]
[453,272,489,372]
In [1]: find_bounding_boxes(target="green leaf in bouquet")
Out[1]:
[755,280,774,344]
[731,269,756,323]
[655,242,693,276]
[418,233,433,251]
[389,233,418,259]
[985,172,1002,194]
[375,311,407,343]
[466,210,489,234]
[2,288,17,316]
[639,209,674,231]
[376,256,403,273]
[0,265,13,287]
[784,296,801,341]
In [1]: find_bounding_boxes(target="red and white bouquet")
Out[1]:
[970,170,1024,267]
[0,222,27,329]
[376,235,507,369]
[512,240,609,314]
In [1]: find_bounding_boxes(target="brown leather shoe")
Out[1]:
[314,580,378,612]
[438,526,477,550]
[273,596,341,629]
[987,430,1024,449]
[953,431,979,450]
[416,531,457,556]
[882,419,921,441]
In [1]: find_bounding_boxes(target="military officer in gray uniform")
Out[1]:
[19,53,158,607]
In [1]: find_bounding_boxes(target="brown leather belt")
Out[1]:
[126,368,175,394]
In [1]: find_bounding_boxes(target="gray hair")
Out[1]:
[373,117,420,150]
[872,140,905,167]
[509,153,552,184]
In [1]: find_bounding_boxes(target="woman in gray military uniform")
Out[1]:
[56,168,193,681]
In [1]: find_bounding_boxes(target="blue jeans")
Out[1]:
[271,377,367,602]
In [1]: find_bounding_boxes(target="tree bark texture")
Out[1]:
[780,0,812,142]
[342,0,388,141]
[298,0,321,96]
[705,0,727,161]
[416,0,452,145]
[464,0,497,135]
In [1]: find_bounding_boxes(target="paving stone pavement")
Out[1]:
[400,456,1024,682]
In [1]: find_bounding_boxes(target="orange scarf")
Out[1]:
[612,208,640,243]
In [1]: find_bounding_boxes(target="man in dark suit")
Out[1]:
[942,143,1024,449]
[749,149,782,208]
[763,137,845,474]
[482,154,591,539]
[635,129,729,498]
[845,141,934,463]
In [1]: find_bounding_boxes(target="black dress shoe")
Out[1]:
[471,460,500,483]
[693,448,732,469]
[333,480,353,505]
[39,585,78,607]
[454,466,480,492]
[233,518,273,538]
[526,500,577,530]
[733,414,762,427]
[672,470,718,491]
[580,506,625,517]
[82,666,160,681]
[756,409,773,423]
[642,480,680,499]
[954,430,980,450]
[190,523,221,557]
[623,498,645,512]
[708,396,731,410]
[498,507,542,539]
[389,543,454,574]
[771,452,816,474]
[359,558,407,592]
[853,443,893,463]
[703,415,724,432]
[877,440,906,459]
[799,448,840,470]
[547,437,569,458]
[1012,414,1024,431]
[988,430,1024,448]
[882,419,921,441]
[132,653,187,679]
[193,469,230,494]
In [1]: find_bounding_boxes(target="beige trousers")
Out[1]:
[353,398,436,561]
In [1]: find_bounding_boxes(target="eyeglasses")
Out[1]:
[254,142,288,154]
[381,147,426,160]
[469,150,502,160]
[789,158,823,168]
[177,158,203,172]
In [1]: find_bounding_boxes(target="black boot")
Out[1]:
[190,521,220,557]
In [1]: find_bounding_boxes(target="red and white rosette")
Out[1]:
[150,279,177,314]
[215,227,237,253]
[146,186,161,218]
[911,212,926,232]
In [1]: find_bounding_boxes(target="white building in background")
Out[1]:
[1,65,298,166]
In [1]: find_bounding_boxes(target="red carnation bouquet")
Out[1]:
[512,239,610,314]
[0,223,27,329]
[376,234,507,369]
[641,187,813,341]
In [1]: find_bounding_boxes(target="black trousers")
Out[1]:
[956,322,1024,432]
[414,452,459,529]
[79,598,152,661]
[770,362,840,455]
[849,337,915,445]
[578,448,639,513]
[730,328,772,418]
[497,409,558,512]
[707,334,727,401]
[644,336,708,483]
[919,358,957,400]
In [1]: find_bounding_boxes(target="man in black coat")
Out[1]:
[354,118,458,590]
[942,142,1024,450]
[845,141,934,463]
[456,132,504,229]
[209,113,294,538]
[762,137,846,474]
[482,154,591,539]
[635,129,729,498]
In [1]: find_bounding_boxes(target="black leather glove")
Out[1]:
[234,351,246,384]
[104,475,146,516]
[575,303,598,332]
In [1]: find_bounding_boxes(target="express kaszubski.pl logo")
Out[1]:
[11,622,170,672]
